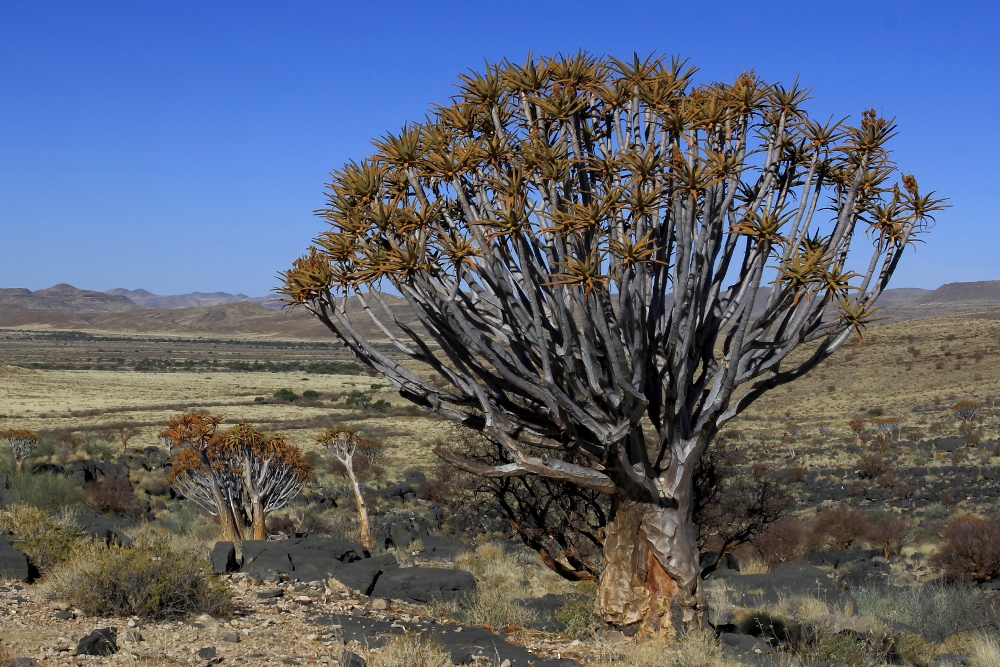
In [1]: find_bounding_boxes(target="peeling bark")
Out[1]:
[596,497,704,636]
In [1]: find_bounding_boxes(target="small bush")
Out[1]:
[363,635,451,667]
[273,388,298,402]
[748,519,803,567]
[45,526,232,619]
[856,452,888,479]
[84,474,142,517]
[344,390,372,408]
[863,513,912,560]
[556,595,595,639]
[931,514,1000,582]
[0,504,86,574]
[4,470,82,511]
[302,389,320,400]
[854,580,987,642]
[808,504,868,551]
[783,466,806,484]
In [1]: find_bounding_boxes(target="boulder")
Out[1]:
[77,627,118,656]
[370,567,475,604]
[241,534,392,592]
[210,541,239,575]
[934,436,965,453]
[0,536,30,581]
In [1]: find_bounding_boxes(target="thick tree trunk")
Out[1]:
[595,496,705,636]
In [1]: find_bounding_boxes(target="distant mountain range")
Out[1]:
[0,284,283,314]
[105,287,282,310]
[1,281,1000,339]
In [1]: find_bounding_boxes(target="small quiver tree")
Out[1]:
[218,423,313,540]
[317,428,379,549]
[2,429,42,473]
[951,400,980,442]
[849,418,867,447]
[161,413,243,545]
[281,52,945,634]
[103,422,143,455]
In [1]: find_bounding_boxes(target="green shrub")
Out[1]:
[372,399,391,411]
[854,581,985,642]
[302,389,320,399]
[344,390,371,408]
[253,396,265,403]
[556,595,595,639]
[5,470,82,511]
[0,504,86,574]
[45,526,232,620]
[273,388,298,402]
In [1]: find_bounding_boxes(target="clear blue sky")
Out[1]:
[1,1,996,296]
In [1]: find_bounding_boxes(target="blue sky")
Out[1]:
[1,1,997,296]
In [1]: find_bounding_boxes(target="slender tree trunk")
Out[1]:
[200,450,241,547]
[251,496,266,540]
[14,458,22,473]
[346,462,373,549]
[595,485,705,636]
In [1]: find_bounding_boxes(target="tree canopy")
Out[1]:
[281,52,944,499]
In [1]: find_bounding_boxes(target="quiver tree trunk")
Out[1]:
[597,456,704,635]
[346,460,373,550]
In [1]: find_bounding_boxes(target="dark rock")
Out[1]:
[326,554,398,595]
[197,647,217,660]
[515,593,568,617]
[370,567,475,604]
[313,613,573,667]
[222,631,241,643]
[5,659,39,667]
[54,609,73,620]
[75,515,136,547]
[935,436,965,452]
[77,627,119,656]
[838,559,890,587]
[256,588,284,599]
[932,653,968,667]
[242,534,371,582]
[719,632,773,656]
[722,562,840,606]
[417,535,469,560]
[210,541,239,575]
[342,650,367,667]
[122,629,143,643]
[0,536,30,582]
[700,550,738,571]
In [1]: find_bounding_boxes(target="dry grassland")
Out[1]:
[3,308,1000,473]
[0,364,451,467]
[738,310,1000,437]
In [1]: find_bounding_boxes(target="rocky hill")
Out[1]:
[0,284,139,313]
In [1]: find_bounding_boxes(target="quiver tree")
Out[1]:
[280,52,945,634]
[317,428,379,548]
[849,417,867,447]
[951,400,980,440]
[102,422,143,455]
[1,429,41,472]
[219,423,313,540]
[161,413,312,543]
